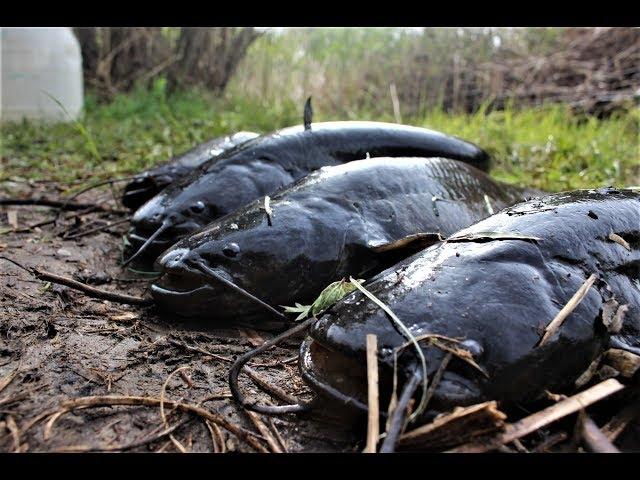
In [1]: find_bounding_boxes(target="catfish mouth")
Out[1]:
[122,174,174,211]
[299,336,374,414]
[125,219,203,266]
[152,262,217,294]
[152,254,288,326]
[151,263,228,318]
[299,334,487,419]
[124,229,176,269]
[127,230,175,256]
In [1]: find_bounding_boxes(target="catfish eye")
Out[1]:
[222,242,240,258]
[190,201,205,214]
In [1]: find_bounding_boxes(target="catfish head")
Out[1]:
[126,156,295,266]
[150,193,343,327]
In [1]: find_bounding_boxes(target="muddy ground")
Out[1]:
[0,180,638,453]
[0,181,362,453]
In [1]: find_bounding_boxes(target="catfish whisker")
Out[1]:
[122,220,171,267]
[190,261,287,321]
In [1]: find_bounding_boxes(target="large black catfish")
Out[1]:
[121,131,259,210]
[151,157,532,328]
[125,122,491,265]
[297,188,639,450]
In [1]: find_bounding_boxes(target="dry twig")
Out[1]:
[160,366,191,453]
[539,274,597,346]
[5,416,21,452]
[245,410,282,453]
[400,401,506,450]
[448,378,624,453]
[364,334,379,453]
[42,395,268,452]
[0,367,19,395]
[580,412,620,453]
[0,256,153,306]
[64,217,131,239]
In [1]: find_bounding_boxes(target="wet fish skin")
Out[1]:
[151,156,530,327]
[303,187,640,412]
[127,121,491,263]
[122,131,259,210]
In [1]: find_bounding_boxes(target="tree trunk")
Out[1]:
[72,27,172,98]
[73,27,99,78]
[167,27,261,94]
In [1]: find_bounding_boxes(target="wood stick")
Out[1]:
[448,378,625,453]
[160,366,190,453]
[5,415,20,452]
[601,398,640,441]
[422,352,452,412]
[52,418,191,452]
[390,82,402,124]
[244,366,299,405]
[212,422,226,453]
[43,394,268,453]
[245,410,282,453]
[209,420,221,453]
[0,256,153,306]
[65,176,135,201]
[604,349,640,378]
[539,274,597,346]
[64,217,131,239]
[364,334,379,453]
[34,268,154,306]
[581,413,620,453]
[0,367,19,395]
[400,401,506,449]
[532,431,569,452]
[0,198,126,213]
[2,217,56,234]
[268,418,288,453]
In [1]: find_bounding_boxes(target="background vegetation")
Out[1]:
[2,27,639,193]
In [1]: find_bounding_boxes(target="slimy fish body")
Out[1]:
[122,131,259,210]
[127,122,491,264]
[151,157,530,329]
[299,188,639,437]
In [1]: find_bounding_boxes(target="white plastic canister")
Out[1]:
[1,27,84,122]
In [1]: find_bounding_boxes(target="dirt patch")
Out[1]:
[0,181,359,452]
[0,180,637,453]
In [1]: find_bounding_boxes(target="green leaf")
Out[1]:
[282,302,312,321]
[282,278,364,321]
[42,91,102,163]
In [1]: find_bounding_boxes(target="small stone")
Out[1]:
[56,248,72,257]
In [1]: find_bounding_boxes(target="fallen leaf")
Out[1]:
[283,278,364,321]
[240,328,264,347]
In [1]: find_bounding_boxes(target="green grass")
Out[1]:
[1,84,638,194]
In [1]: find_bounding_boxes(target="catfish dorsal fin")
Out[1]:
[304,96,313,131]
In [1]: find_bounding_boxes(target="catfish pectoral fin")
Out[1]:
[369,232,445,254]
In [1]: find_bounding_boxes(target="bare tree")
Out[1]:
[167,27,261,93]
[73,27,171,97]
[72,27,259,99]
